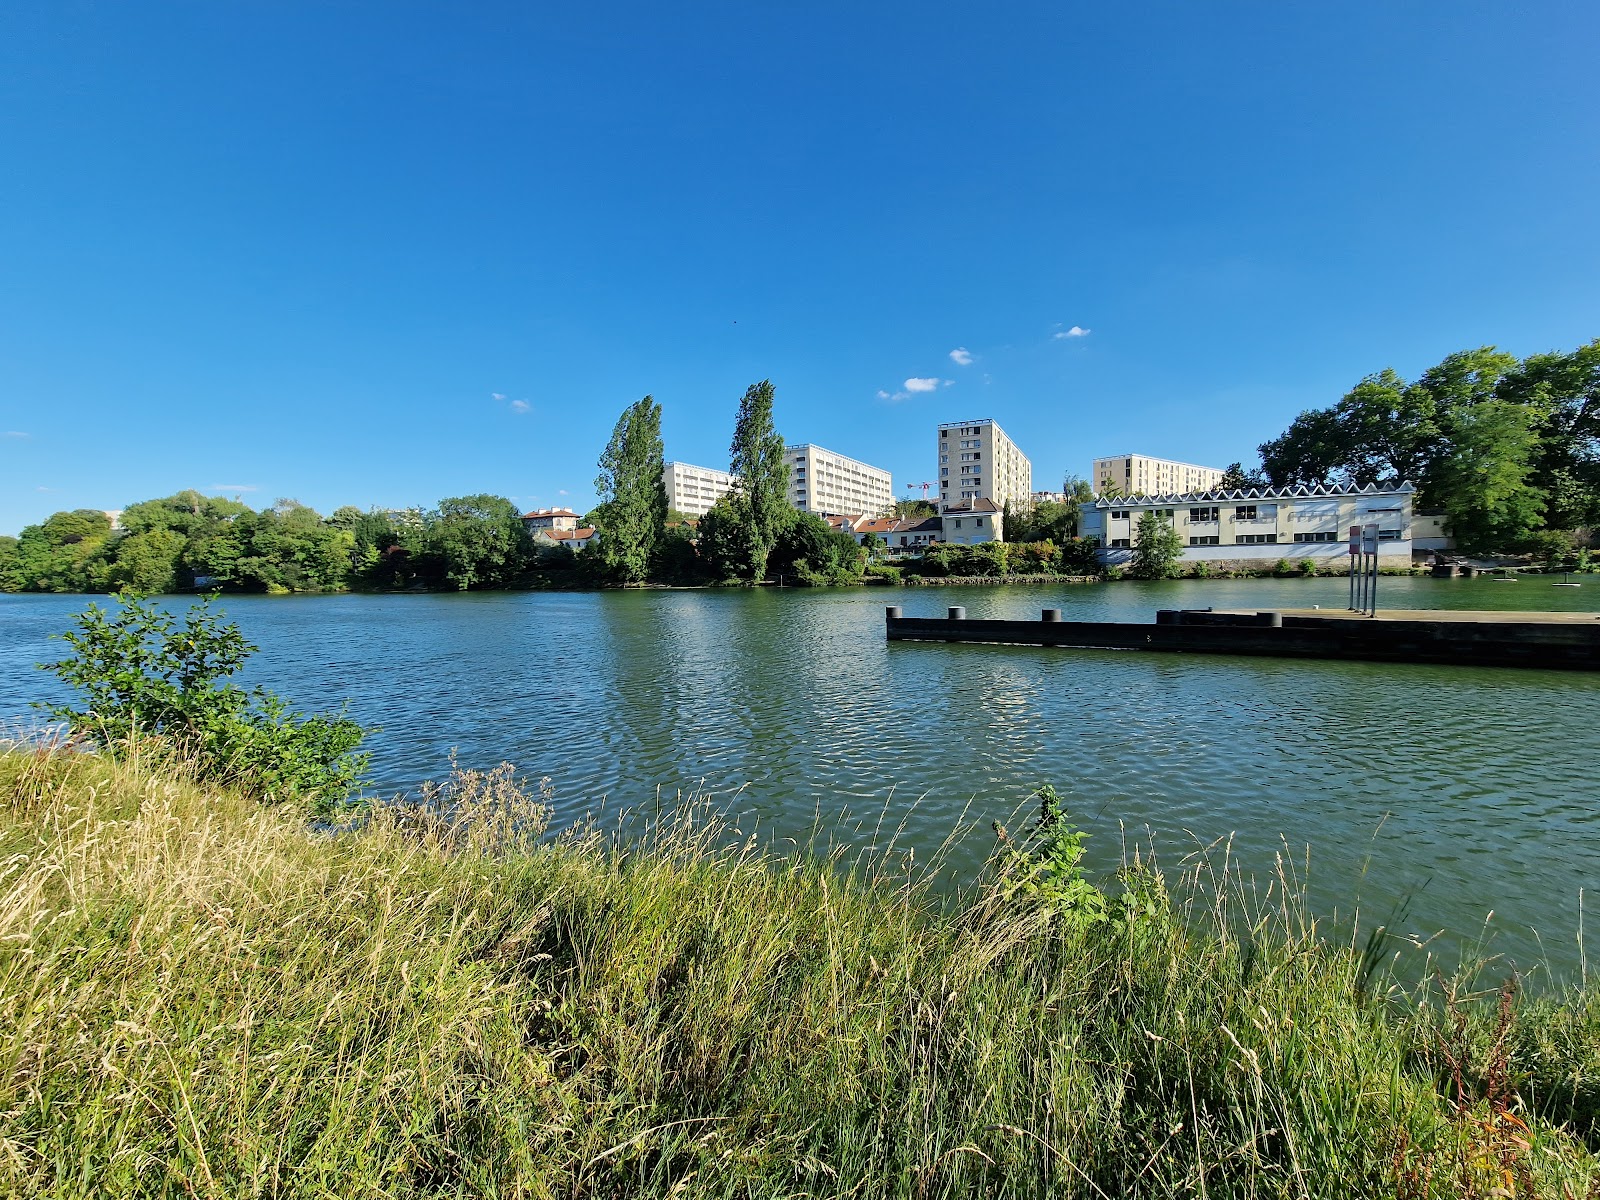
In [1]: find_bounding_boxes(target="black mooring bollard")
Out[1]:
[947,606,966,620]
[1258,611,1283,628]
[885,605,903,620]
[1041,609,1062,622]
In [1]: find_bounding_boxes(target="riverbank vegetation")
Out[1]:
[0,744,1596,1198]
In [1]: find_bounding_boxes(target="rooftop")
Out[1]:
[1090,481,1416,508]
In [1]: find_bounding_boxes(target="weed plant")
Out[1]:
[0,748,1595,1198]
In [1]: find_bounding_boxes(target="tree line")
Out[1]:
[0,492,547,594]
[1239,338,1598,554]
[587,380,873,587]
[3,377,1107,595]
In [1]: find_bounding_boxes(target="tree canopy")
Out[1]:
[1253,339,1599,553]
[725,380,791,582]
[591,397,668,584]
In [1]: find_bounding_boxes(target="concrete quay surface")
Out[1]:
[885,605,1600,671]
[1219,607,1600,625]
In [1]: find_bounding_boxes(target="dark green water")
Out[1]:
[4,577,1597,980]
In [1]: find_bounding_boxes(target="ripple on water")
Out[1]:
[2,583,1598,978]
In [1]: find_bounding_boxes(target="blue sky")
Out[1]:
[3,1,1597,533]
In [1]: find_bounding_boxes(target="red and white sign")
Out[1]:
[1348,525,1361,556]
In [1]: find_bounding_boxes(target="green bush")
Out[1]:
[865,563,903,583]
[41,595,368,813]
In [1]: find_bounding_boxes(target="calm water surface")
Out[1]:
[3,577,1598,979]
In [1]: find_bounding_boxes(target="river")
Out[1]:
[3,576,1598,982]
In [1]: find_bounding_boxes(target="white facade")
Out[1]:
[1080,483,1416,566]
[663,461,737,517]
[940,497,1004,545]
[1093,454,1226,498]
[937,419,1032,509]
[785,444,893,517]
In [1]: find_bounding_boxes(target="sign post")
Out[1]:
[1348,526,1361,612]
[1361,522,1380,616]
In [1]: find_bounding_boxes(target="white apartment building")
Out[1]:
[785,444,893,517]
[1080,482,1416,568]
[1093,454,1226,497]
[937,419,1032,509]
[662,461,737,517]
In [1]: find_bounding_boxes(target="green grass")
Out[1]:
[0,746,1594,1198]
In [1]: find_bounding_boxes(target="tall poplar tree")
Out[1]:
[593,396,668,583]
[727,379,790,581]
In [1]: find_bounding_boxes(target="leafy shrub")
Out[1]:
[41,595,368,813]
[1187,560,1211,579]
[1274,557,1293,576]
[865,563,903,583]
[1299,558,1316,575]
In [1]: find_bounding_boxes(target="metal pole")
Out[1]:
[1369,551,1378,616]
[1349,554,1357,611]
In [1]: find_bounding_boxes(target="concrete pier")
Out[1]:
[885,607,1600,671]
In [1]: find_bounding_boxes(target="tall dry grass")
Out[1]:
[0,745,1594,1198]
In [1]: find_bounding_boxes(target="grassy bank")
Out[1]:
[0,748,1595,1198]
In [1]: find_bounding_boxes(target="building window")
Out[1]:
[953,519,962,528]
[1109,509,1129,519]
[1110,538,1131,548]
[1293,532,1337,543]
[1237,533,1277,544]
[975,517,984,527]
[1378,528,1403,541]
[1235,505,1257,520]
[1189,535,1220,546]
[1189,507,1219,522]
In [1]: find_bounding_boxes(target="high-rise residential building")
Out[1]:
[937,419,1032,510]
[1092,454,1226,497]
[662,461,737,517]
[785,444,893,517]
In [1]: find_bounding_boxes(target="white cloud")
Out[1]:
[904,377,942,393]
[948,347,973,366]
[491,392,507,401]
[510,399,530,413]
[942,379,955,388]
[1053,326,1091,339]
[2,431,28,439]
[558,488,569,496]
[208,484,259,493]
[875,389,891,400]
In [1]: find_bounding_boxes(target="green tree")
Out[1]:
[769,512,865,585]
[893,498,937,518]
[592,397,668,584]
[0,535,20,591]
[13,509,114,592]
[429,495,531,590]
[692,498,746,581]
[1220,462,1266,490]
[106,529,186,594]
[1005,499,1080,545]
[42,595,368,812]
[1430,400,1545,553]
[726,380,790,581]
[1499,338,1600,530]
[1129,511,1182,579]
